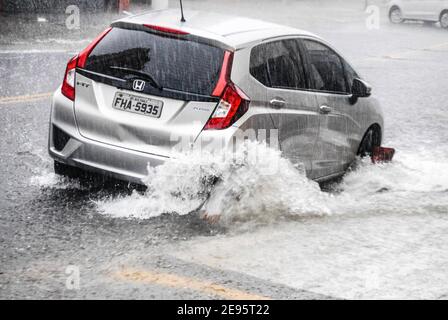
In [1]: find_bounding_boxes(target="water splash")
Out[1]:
[30,169,85,190]
[332,153,448,214]
[96,142,330,220]
[95,143,448,222]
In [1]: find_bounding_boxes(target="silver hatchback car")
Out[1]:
[49,9,384,184]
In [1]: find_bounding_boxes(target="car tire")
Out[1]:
[389,7,404,24]
[440,11,448,29]
[357,126,381,158]
[54,161,84,179]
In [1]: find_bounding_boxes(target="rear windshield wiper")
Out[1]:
[108,66,163,90]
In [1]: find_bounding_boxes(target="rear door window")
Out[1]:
[83,27,225,97]
[302,39,348,94]
[250,39,307,90]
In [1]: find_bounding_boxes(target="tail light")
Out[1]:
[60,27,112,101]
[205,51,250,130]
[61,55,78,101]
[205,84,250,130]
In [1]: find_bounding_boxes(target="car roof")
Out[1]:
[115,9,320,50]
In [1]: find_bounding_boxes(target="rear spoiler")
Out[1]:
[110,21,235,52]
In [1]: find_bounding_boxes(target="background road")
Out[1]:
[1,0,448,299]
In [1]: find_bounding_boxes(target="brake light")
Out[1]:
[205,50,248,130]
[77,27,112,68]
[61,55,78,101]
[143,24,189,35]
[204,84,249,130]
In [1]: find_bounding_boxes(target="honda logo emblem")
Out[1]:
[132,79,145,92]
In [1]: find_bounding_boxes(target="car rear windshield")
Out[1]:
[84,27,225,97]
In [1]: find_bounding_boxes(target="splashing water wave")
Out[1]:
[95,142,330,220]
[92,141,448,222]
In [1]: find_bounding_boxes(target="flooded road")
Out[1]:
[1,0,448,299]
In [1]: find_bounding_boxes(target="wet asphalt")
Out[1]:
[1,1,448,299]
[0,39,326,301]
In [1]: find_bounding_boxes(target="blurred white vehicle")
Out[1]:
[388,0,448,28]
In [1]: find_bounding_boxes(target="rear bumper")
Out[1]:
[49,125,169,184]
[48,90,169,184]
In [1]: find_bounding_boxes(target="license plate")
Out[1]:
[112,92,163,118]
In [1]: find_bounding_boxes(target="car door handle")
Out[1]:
[269,98,286,109]
[319,105,332,114]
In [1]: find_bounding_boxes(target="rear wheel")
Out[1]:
[358,126,381,157]
[440,11,448,29]
[389,7,404,24]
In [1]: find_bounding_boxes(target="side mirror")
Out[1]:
[351,78,372,99]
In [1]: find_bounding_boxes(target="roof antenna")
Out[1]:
[179,0,186,22]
